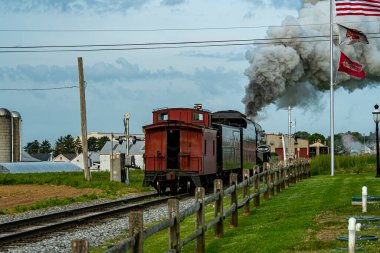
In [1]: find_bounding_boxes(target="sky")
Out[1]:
[1,0,380,146]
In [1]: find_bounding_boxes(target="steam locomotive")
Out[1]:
[142,105,268,194]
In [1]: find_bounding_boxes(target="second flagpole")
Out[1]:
[330,0,335,176]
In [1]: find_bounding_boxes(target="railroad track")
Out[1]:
[0,192,190,247]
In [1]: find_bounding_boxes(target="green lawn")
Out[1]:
[138,173,380,253]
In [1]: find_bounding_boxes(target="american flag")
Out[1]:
[335,0,380,16]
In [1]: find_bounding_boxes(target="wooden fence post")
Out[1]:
[253,166,260,208]
[129,211,143,253]
[243,169,250,216]
[230,173,238,228]
[275,164,280,194]
[290,163,294,184]
[269,164,275,197]
[195,187,205,253]
[284,165,289,189]
[263,163,270,201]
[71,239,89,253]
[168,199,180,252]
[214,179,224,238]
[279,162,285,191]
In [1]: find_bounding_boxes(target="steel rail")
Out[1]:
[0,193,189,245]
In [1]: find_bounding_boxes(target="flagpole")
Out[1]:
[330,0,335,176]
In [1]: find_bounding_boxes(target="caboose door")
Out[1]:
[167,130,180,169]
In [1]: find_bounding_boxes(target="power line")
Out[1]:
[0,85,79,91]
[1,31,380,52]
[0,20,377,32]
[0,39,333,53]
[0,35,329,49]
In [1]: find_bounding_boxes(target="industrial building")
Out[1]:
[0,108,22,163]
[266,134,309,161]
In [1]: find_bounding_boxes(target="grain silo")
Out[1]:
[0,108,12,162]
[12,111,22,162]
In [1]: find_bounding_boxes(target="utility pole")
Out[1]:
[124,112,131,185]
[78,57,91,181]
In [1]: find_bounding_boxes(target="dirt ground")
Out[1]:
[0,185,102,210]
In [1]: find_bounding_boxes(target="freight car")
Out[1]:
[142,105,268,194]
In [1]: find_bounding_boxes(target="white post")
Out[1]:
[362,186,368,213]
[282,134,287,166]
[348,217,356,253]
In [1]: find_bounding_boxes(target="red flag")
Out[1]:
[338,52,365,79]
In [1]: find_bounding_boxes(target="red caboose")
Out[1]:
[143,106,217,194]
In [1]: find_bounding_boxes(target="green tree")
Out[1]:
[54,134,76,156]
[24,140,40,153]
[97,136,110,151]
[350,131,364,144]
[74,137,82,155]
[40,140,52,153]
[308,133,326,145]
[88,137,98,151]
[294,131,310,140]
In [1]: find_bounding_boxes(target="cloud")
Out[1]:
[0,58,243,94]
[241,0,301,9]
[0,0,150,14]
[179,50,246,61]
[160,0,186,6]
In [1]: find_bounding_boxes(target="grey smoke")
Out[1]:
[242,0,380,117]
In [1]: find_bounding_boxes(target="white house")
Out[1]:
[99,139,145,171]
[71,152,100,170]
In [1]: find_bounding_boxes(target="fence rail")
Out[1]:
[76,159,310,253]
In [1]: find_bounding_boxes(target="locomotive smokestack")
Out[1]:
[194,103,202,110]
[243,0,380,117]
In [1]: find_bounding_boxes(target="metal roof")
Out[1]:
[0,108,11,117]
[0,162,82,174]
[11,111,21,118]
[128,140,145,155]
[22,151,42,162]
[99,140,144,155]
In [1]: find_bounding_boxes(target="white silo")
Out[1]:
[0,108,12,162]
[12,111,22,162]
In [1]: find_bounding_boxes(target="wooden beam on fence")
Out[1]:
[243,169,250,216]
[214,179,224,238]
[195,187,205,253]
[168,199,180,252]
[230,173,238,228]
[253,166,260,208]
[129,211,143,253]
[71,239,89,253]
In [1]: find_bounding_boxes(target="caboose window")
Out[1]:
[158,112,168,120]
[193,112,203,121]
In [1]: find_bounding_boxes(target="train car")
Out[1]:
[211,110,266,175]
[143,106,217,194]
[143,106,267,194]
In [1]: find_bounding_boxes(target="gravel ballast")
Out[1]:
[1,195,195,253]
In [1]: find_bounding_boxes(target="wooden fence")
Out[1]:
[76,159,310,253]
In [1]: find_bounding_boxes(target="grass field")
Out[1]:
[129,173,380,253]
